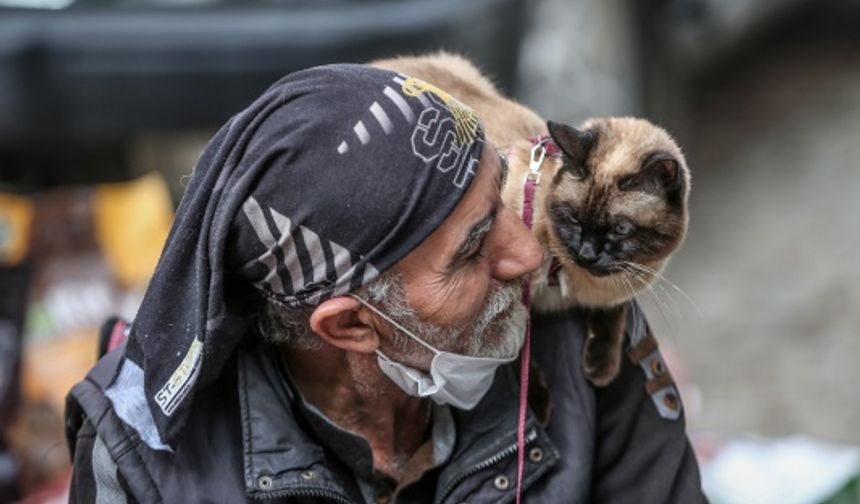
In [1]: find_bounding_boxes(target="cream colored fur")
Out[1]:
[371,53,689,314]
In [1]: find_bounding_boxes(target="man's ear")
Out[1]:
[309,297,380,354]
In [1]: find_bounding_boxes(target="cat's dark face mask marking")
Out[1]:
[545,119,689,279]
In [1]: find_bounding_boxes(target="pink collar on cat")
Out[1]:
[529,135,562,157]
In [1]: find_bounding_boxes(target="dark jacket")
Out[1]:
[65,308,707,503]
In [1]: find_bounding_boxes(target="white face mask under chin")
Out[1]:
[350,294,519,410]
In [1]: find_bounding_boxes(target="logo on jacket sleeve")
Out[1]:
[155,338,203,416]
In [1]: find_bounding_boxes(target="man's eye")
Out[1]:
[466,240,487,262]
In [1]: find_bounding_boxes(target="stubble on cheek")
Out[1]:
[374,275,526,363]
[462,281,525,359]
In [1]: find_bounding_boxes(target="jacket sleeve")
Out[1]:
[590,323,709,504]
[69,419,134,504]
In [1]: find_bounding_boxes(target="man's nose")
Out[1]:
[490,207,544,281]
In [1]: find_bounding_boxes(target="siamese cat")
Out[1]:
[372,53,690,386]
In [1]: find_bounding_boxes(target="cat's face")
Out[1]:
[545,118,689,285]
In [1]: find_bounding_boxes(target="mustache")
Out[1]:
[465,280,527,359]
[374,275,526,360]
[471,280,522,336]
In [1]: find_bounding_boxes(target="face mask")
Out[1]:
[350,294,519,410]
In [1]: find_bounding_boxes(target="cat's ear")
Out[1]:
[547,121,595,167]
[620,153,682,195]
[644,155,681,192]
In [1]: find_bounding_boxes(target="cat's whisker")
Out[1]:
[621,261,701,317]
[620,276,641,308]
[616,268,644,305]
[618,261,657,282]
[653,281,684,322]
[620,272,675,340]
[609,272,637,304]
[625,267,672,321]
[619,261,684,323]
[607,264,634,298]
[615,272,635,304]
[610,263,641,299]
[622,261,694,305]
[621,265,679,341]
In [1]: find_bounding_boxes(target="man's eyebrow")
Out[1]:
[448,209,496,270]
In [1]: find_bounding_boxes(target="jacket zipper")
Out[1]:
[249,486,355,503]
[247,429,539,503]
[435,428,538,504]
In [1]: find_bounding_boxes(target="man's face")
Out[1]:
[367,271,527,362]
[382,148,543,367]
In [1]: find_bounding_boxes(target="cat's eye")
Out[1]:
[613,221,634,236]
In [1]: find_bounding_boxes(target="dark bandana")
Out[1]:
[124,64,486,446]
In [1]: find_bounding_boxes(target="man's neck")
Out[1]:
[282,345,430,481]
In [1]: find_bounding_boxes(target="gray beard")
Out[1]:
[259,271,527,361]
[374,276,527,360]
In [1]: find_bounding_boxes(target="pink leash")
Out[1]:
[515,139,549,504]
[108,319,128,353]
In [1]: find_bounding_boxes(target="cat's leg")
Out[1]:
[582,304,628,387]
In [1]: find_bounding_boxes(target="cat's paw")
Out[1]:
[582,358,618,387]
[582,306,627,387]
[582,350,620,387]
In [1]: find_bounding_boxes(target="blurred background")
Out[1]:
[0,0,858,502]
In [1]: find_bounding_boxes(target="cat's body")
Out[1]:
[372,53,690,386]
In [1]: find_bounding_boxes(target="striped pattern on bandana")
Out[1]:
[123,64,485,447]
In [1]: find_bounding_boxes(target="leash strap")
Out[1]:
[515,140,547,504]
[528,135,561,157]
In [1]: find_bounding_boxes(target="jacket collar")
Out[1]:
[435,363,560,503]
[238,342,560,503]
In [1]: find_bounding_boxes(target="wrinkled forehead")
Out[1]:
[410,142,500,248]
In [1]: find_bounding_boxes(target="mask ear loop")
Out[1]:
[348,294,441,355]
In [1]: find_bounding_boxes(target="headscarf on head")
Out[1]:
[124,64,486,447]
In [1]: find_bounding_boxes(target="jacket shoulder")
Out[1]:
[66,348,165,503]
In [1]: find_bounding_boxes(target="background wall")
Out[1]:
[519,0,860,444]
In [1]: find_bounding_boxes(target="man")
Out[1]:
[66,64,707,503]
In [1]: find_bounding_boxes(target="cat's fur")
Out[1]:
[372,53,690,386]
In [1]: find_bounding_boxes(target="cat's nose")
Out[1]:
[578,242,598,263]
